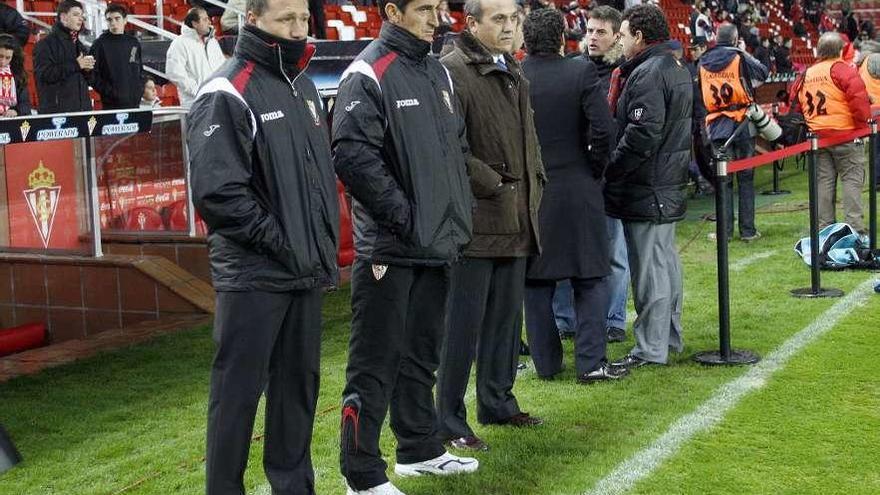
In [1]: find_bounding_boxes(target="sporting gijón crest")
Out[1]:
[23,161,61,248]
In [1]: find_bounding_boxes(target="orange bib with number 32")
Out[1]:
[798,59,857,131]
[699,54,752,125]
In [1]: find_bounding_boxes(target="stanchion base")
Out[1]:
[761,189,791,195]
[693,349,761,366]
[790,287,845,298]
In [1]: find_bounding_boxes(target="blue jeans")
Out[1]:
[551,216,629,331]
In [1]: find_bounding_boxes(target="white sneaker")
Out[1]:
[346,481,406,495]
[394,451,479,477]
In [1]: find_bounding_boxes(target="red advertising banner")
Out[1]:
[4,140,82,250]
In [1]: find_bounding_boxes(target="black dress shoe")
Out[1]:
[447,435,489,452]
[577,363,629,384]
[606,326,626,343]
[497,412,543,427]
[611,354,661,369]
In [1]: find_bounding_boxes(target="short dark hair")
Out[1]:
[57,0,83,16]
[523,7,563,56]
[379,0,417,20]
[246,0,269,17]
[105,3,128,18]
[622,4,669,45]
[184,7,206,28]
[589,5,622,33]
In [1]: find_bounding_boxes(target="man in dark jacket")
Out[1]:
[773,36,792,74]
[698,24,768,242]
[90,4,143,109]
[34,0,93,113]
[521,7,624,384]
[579,4,629,344]
[332,0,478,492]
[186,0,339,492]
[0,4,30,48]
[436,0,545,454]
[606,5,692,368]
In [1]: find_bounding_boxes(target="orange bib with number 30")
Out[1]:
[798,59,857,131]
[699,54,752,124]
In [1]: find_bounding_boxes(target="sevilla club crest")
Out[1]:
[23,161,61,248]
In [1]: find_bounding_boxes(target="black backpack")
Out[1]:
[776,111,807,147]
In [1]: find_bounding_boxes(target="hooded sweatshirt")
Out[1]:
[165,25,225,107]
[697,44,768,142]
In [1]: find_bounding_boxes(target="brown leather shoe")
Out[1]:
[447,435,489,451]
[499,412,543,427]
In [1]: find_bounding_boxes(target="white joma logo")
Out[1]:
[203,124,220,137]
[260,110,285,122]
[396,98,420,109]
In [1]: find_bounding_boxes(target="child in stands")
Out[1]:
[0,34,31,117]
[139,76,161,108]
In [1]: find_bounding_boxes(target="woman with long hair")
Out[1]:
[0,34,31,117]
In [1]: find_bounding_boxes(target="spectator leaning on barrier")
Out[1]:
[793,31,871,236]
[165,7,225,108]
[0,34,31,117]
[520,7,625,384]
[90,4,143,110]
[34,0,93,113]
[605,4,692,369]
[0,4,30,48]
[436,0,546,454]
[139,76,161,108]
[186,0,340,492]
[698,23,768,243]
[331,0,478,491]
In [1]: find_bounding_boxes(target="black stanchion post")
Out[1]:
[791,134,844,298]
[869,119,877,252]
[762,104,790,196]
[0,424,21,474]
[694,150,760,366]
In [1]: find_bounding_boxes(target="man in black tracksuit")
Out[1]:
[186,1,339,492]
[90,4,143,109]
[34,0,93,113]
[332,1,477,492]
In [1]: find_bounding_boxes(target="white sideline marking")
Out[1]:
[731,250,778,272]
[583,276,875,495]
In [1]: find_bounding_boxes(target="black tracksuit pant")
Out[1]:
[206,289,323,495]
[435,257,526,440]
[524,277,610,377]
[340,259,448,490]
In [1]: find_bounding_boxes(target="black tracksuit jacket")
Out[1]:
[186,25,339,292]
[331,23,473,267]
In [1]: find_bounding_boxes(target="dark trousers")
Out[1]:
[715,138,757,237]
[524,276,610,377]
[340,260,448,490]
[436,257,525,440]
[206,289,323,495]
